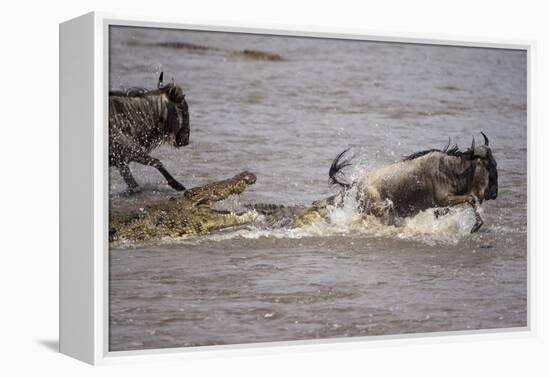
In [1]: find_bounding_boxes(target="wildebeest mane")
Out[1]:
[402,139,463,161]
[109,86,177,98]
[329,138,467,189]
[109,87,151,97]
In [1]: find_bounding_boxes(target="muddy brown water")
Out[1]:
[108,26,527,351]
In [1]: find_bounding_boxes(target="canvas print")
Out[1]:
[108,25,527,351]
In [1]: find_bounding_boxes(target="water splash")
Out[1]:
[293,189,476,245]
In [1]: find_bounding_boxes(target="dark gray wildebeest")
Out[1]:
[329,133,498,233]
[109,72,190,192]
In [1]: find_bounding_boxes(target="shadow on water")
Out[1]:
[38,339,59,352]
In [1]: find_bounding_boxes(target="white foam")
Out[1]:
[398,206,475,244]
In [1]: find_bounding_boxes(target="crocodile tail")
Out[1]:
[329,148,353,190]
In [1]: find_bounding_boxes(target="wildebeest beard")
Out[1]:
[173,99,190,147]
[484,150,498,200]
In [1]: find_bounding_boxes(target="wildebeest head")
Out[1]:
[465,132,498,201]
[158,72,190,147]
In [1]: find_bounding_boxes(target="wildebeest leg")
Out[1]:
[365,199,397,225]
[438,194,483,233]
[469,208,484,233]
[359,187,397,225]
[117,164,140,193]
[133,155,186,191]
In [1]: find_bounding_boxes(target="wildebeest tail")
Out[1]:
[329,148,353,190]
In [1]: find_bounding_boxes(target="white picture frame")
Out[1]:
[59,11,534,365]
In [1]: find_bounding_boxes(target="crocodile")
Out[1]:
[109,168,350,242]
[109,171,259,241]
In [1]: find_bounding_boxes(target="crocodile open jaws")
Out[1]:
[109,171,258,241]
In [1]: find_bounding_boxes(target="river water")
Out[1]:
[108,26,527,352]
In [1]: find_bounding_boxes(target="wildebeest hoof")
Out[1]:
[470,221,483,233]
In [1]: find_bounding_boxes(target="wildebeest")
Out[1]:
[329,133,498,232]
[109,72,190,192]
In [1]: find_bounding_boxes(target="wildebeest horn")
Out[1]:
[443,137,451,151]
[158,72,164,88]
[470,136,475,151]
[481,131,489,146]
